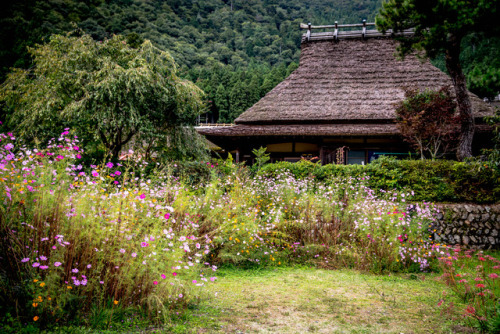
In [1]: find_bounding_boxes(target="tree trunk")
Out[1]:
[445,35,474,161]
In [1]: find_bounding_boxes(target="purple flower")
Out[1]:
[40,265,49,270]
[32,262,40,268]
[164,213,170,220]
[54,261,62,267]
[131,252,137,258]
[114,171,121,176]
[141,242,148,248]
[21,258,30,263]
[91,171,99,177]
[39,255,47,261]
[72,268,79,273]
[106,162,114,168]
[119,249,125,254]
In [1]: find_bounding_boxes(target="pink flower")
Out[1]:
[72,268,79,273]
[114,171,121,176]
[172,272,177,277]
[459,279,468,283]
[140,194,146,199]
[476,284,485,288]
[210,277,216,282]
[437,299,443,306]
[161,274,166,279]
[39,265,48,270]
[153,281,158,285]
[76,154,82,159]
[141,242,148,247]
[164,213,170,220]
[87,264,91,268]
[192,280,197,284]
[474,277,484,281]
[131,252,137,258]
[91,171,99,177]
[21,258,30,263]
[54,262,61,267]
[119,249,125,254]
[488,273,499,279]
[179,294,183,298]
[32,262,40,268]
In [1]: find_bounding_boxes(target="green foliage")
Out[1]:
[251,146,270,171]
[0,33,207,161]
[258,157,500,203]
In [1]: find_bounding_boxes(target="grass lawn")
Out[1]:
[165,267,472,334]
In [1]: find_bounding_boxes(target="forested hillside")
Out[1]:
[1,0,498,123]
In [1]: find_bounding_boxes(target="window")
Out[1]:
[348,150,365,165]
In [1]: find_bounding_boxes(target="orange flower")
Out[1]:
[67,286,72,289]
[114,300,119,305]
[33,279,38,283]
[32,303,38,307]
[33,316,39,321]
[39,282,45,287]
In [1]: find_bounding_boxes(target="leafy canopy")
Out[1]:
[395,87,460,160]
[0,33,207,160]
[376,0,499,59]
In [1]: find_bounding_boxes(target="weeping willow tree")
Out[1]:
[0,33,208,161]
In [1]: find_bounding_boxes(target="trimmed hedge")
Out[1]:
[257,157,500,203]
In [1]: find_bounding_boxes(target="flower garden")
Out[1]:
[1,130,499,333]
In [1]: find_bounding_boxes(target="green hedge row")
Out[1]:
[257,157,500,204]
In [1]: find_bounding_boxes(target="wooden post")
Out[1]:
[334,21,338,41]
[362,19,366,39]
[235,149,240,163]
[307,23,311,41]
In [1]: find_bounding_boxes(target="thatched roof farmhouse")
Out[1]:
[197,23,494,164]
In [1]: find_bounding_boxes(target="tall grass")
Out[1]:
[1,132,446,331]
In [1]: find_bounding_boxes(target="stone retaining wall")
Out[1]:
[433,204,500,249]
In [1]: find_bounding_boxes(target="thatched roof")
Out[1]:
[234,37,492,125]
[197,123,492,137]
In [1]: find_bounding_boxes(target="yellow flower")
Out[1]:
[114,300,119,305]
[40,282,45,287]
[33,316,39,321]
[67,286,72,289]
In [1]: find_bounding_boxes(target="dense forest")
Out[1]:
[0,0,498,123]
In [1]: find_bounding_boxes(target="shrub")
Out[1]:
[257,157,500,203]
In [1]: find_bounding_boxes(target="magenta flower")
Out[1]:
[192,280,197,284]
[210,277,216,282]
[54,261,62,267]
[153,281,158,285]
[476,283,486,288]
[119,249,125,254]
[106,162,114,168]
[164,213,170,220]
[40,265,48,270]
[72,268,79,273]
[114,171,121,176]
[91,171,99,177]
[172,272,177,277]
[32,262,40,268]
[21,258,30,263]
[140,194,146,199]
[141,242,148,248]
[76,154,82,159]
[161,274,166,279]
